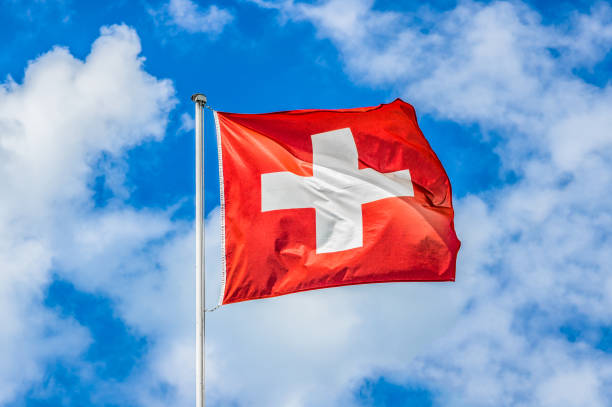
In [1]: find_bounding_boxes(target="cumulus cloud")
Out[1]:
[159,0,234,35]
[179,111,195,132]
[0,24,177,403]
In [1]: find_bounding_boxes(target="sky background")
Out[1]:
[1,0,612,406]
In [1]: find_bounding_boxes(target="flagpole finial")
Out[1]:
[192,93,207,105]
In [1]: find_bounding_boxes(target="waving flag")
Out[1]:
[214,99,460,305]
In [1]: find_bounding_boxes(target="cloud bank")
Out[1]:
[0,24,178,404]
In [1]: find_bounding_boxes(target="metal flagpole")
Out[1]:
[192,93,207,407]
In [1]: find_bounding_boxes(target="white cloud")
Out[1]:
[180,111,195,132]
[164,0,233,34]
[537,368,607,407]
[0,24,176,403]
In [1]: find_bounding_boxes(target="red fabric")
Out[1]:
[216,99,460,305]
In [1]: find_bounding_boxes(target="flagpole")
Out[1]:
[192,93,207,407]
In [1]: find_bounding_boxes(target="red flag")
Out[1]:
[214,99,460,305]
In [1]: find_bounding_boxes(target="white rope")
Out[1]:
[205,109,227,313]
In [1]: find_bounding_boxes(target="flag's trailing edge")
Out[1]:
[214,99,460,306]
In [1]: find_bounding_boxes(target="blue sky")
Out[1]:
[1,0,612,406]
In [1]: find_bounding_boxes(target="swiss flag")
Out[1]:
[214,99,460,305]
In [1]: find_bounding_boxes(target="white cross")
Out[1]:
[261,128,414,254]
